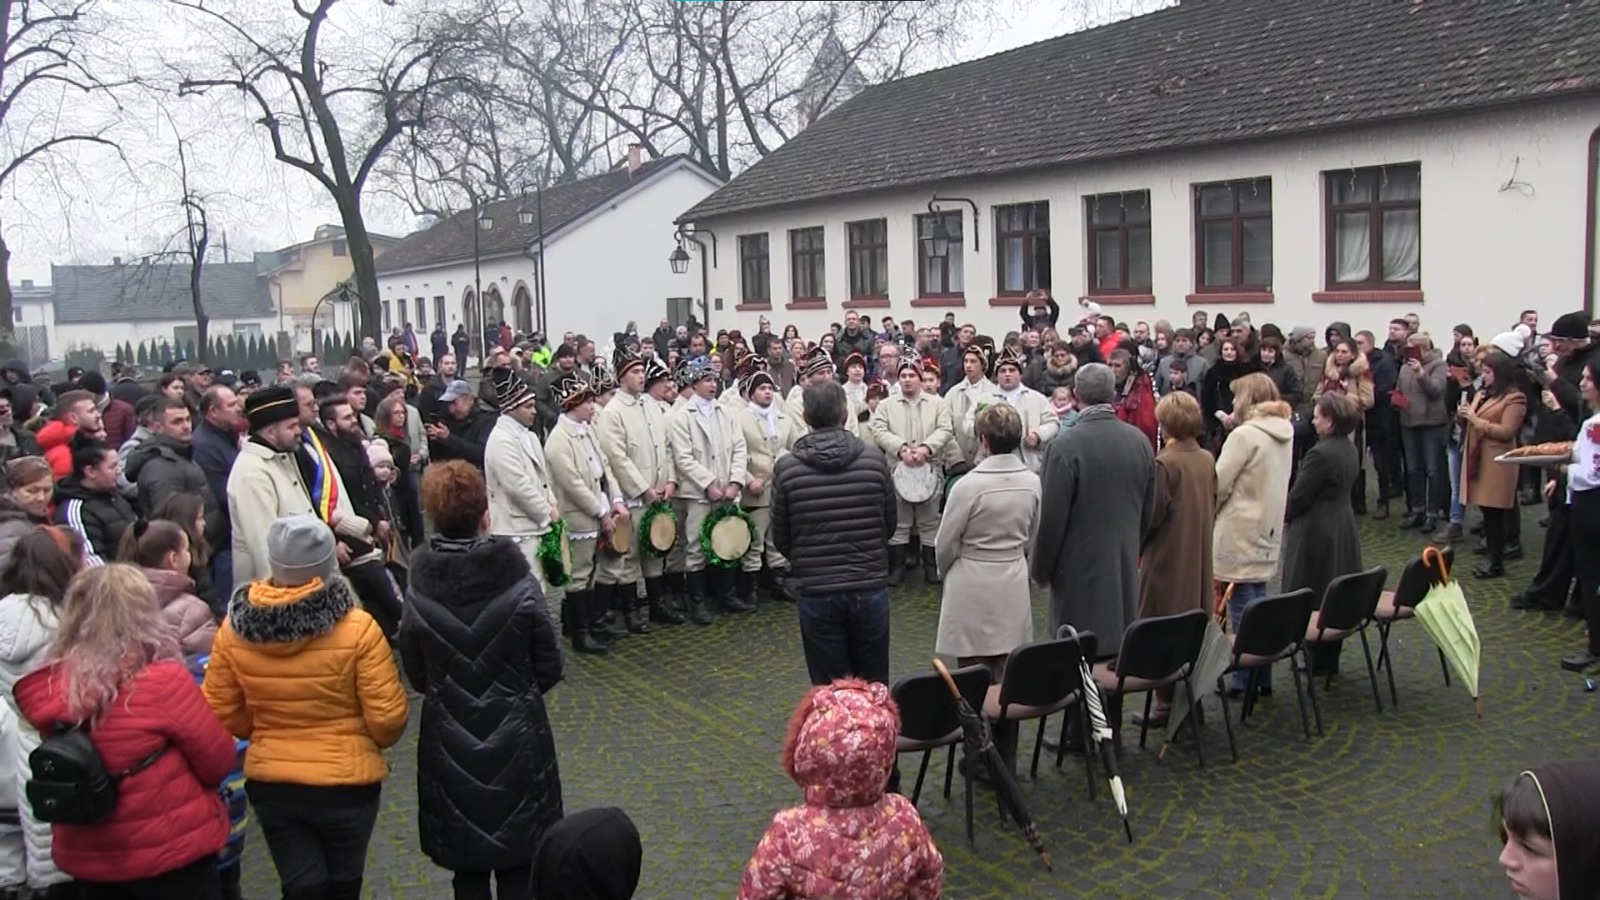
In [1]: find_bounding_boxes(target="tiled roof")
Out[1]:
[682,0,1600,221]
[376,155,716,274]
[51,262,274,324]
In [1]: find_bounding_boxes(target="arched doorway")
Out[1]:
[512,283,534,334]
[484,286,505,332]
[461,287,479,357]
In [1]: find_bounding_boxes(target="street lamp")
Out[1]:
[471,195,493,356]
[670,225,716,330]
[920,217,952,261]
[517,184,546,333]
[668,244,691,274]
[311,280,355,354]
[925,193,981,252]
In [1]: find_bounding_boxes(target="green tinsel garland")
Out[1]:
[699,503,757,569]
[536,519,571,587]
[637,500,678,559]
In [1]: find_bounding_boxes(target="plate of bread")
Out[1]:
[1496,442,1575,467]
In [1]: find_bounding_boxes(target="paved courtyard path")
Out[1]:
[240,505,1598,898]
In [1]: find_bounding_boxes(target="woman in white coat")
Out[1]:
[0,527,84,897]
[934,404,1041,680]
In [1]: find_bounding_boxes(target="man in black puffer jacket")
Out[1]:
[772,380,896,690]
[125,396,223,549]
[55,436,137,566]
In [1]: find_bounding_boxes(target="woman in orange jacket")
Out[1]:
[202,515,408,900]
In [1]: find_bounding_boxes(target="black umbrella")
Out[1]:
[932,659,1052,871]
[1061,625,1134,843]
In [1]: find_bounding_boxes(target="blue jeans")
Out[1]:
[1446,438,1465,524]
[1401,424,1450,516]
[1226,582,1269,692]
[797,589,891,687]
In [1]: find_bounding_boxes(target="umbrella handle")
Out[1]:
[932,658,962,700]
[1422,546,1450,585]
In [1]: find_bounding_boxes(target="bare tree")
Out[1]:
[169,0,480,339]
[175,139,210,361]
[0,0,127,348]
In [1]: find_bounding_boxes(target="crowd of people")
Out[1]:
[0,290,1589,897]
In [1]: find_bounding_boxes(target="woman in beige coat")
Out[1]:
[1460,350,1527,579]
[1213,374,1295,695]
[934,404,1040,682]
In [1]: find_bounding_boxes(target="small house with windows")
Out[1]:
[677,0,1600,341]
[363,152,723,360]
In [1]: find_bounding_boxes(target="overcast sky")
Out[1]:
[2,0,1165,285]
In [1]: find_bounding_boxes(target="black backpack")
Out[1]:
[26,726,167,825]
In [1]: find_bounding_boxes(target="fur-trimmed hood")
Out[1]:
[227,576,355,652]
[1324,350,1369,380]
[407,535,532,611]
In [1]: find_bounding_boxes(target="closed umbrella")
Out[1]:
[1058,625,1133,843]
[932,659,1053,869]
[1163,585,1236,756]
[1412,547,1482,717]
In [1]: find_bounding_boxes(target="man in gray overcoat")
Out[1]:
[1030,364,1155,661]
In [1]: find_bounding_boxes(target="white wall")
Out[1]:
[690,98,1600,342]
[364,163,720,356]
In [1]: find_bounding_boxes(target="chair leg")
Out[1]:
[1216,675,1238,763]
[1241,670,1260,721]
[1358,629,1383,714]
[911,750,931,805]
[1380,622,1400,709]
[943,744,956,800]
[1030,716,1046,779]
[1288,655,1313,742]
[1437,648,1452,686]
[964,760,975,846]
[1301,650,1325,736]
[1138,693,1153,749]
[1184,676,1206,770]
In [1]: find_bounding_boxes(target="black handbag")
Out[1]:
[27,727,168,825]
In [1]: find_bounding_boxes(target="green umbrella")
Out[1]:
[1412,547,1482,717]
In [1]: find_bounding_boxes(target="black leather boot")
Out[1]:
[559,589,576,638]
[327,879,363,900]
[771,565,798,602]
[647,576,684,625]
[727,569,757,613]
[623,582,651,633]
[596,583,629,638]
[670,571,692,618]
[921,545,941,584]
[686,570,714,626]
[886,545,905,586]
[568,591,609,655]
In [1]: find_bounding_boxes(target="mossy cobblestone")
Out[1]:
[239,506,1598,898]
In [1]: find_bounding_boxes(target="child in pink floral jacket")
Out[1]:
[738,678,944,900]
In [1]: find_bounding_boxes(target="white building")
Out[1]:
[359,153,723,358]
[50,261,277,358]
[678,0,1600,343]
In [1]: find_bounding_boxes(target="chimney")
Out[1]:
[112,256,122,266]
[627,143,641,175]
[19,279,32,290]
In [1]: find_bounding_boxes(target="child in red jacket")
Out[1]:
[739,679,943,900]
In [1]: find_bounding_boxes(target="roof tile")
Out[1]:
[51,262,274,324]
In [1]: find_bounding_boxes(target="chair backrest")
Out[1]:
[997,630,1097,711]
[1391,548,1455,611]
[1233,589,1316,661]
[891,666,991,743]
[1113,609,1209,683]
[1316,566,1389,631]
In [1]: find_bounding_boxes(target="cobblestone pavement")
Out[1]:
[239,502,1597,899]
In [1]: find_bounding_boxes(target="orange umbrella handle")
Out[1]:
[1422,546,1451,585]
[933,658,961,700]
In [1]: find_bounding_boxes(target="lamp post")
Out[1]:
[517,183,545,333]
[472,195,493,355]
[670,225,716,330]
[311,281,354,356]
[925,193,981,253]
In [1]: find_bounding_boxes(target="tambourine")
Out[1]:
[606,516,633,555]
[701,503,756,569]
[639,501,679,558]
[536,520,573,587]
[892,461,940,504]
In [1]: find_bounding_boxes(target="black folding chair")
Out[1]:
[1373,548,1455,707]
[1092,609,1211,767]
[1304,566,1389,719]
[1216,589,1318,761]
[891,665,991,845]
[986,631,1098,787]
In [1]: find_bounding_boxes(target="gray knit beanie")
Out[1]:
[267,515,337,586]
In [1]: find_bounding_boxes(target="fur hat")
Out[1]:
[672,358,696,391]
[267,515,336,587]
[555,373,596,411]
[244,385,298,432]
[592,365,618,396]
[489,366,535,412]
[798,345,834,380]
[993,346,1025,376]
[612,347,645,379]
[643,356,671,388]
[686,356,718,385]
[745,370,775,395]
